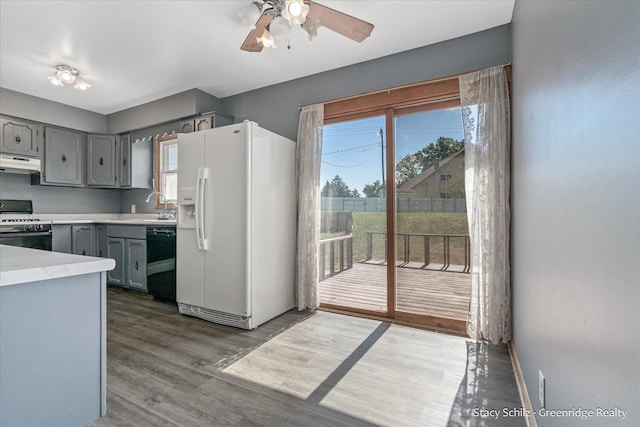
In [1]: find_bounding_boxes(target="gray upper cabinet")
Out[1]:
[43,127,84,186]
[178,119,195,134]
[119,133,131,187]
[87,134,117,187]
[126,134,152,189]
[0,117,41,157]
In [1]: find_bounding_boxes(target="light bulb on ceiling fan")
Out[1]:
[269,16,291,43]
[60,70,74,83]
[256,29,276,48]
[48,75,63,86]
[283,0,309,25]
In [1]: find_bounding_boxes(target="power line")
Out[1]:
[321,160,368,168]
[322,142,380,156]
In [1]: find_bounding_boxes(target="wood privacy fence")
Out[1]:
[320,211,353,234]
[321,197,466,213]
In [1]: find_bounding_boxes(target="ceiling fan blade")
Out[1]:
[306,1,374,43]
[241,11,274,52]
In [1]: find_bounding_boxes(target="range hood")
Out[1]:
[0,155,41,174]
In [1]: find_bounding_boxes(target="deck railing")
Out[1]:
[318,234,353,281]
[365,232,470,272]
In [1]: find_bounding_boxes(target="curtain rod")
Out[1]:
[299,63,512,110]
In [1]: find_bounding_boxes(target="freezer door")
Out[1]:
[202,123,251,316]
[176,132,205,307]
[249,125,296,326]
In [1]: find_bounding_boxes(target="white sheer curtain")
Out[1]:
[295,104,324,310]
[459,66,511,344]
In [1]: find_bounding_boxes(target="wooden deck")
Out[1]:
[319,263,470,321]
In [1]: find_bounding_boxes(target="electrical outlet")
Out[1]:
[539,370,545,407]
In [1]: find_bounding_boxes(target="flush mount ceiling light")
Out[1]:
[47,64,91,90]
[238,0,374,52]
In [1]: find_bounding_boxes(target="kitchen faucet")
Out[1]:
[145,191,176,220]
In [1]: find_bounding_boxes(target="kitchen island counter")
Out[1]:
[0,244,113,427]
[0,244,115,286]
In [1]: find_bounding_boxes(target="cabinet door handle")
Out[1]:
[122,157,127,166]
[99,157,104,166]
[61,154,67,162]
[134,261,139,270]
[15,135,21,143]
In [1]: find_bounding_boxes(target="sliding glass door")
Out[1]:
[394,107,470,331]
[318,116,388,315]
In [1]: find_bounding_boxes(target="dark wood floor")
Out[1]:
[96,287,525,427]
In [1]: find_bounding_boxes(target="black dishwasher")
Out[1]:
[146,226,176,303]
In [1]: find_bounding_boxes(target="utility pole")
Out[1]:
[379,127,385,197]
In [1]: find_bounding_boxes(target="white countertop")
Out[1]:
[0,245,116,287]
[3,213,177,226]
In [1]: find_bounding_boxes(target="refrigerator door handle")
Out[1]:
[195,167,204,251]
[199,167,209,251]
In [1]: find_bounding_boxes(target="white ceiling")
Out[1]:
[0,1,514,115]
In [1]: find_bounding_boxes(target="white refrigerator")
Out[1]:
[176,121,296,329]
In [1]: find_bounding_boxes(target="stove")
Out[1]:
[0,200,52,250]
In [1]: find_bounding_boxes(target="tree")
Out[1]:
[362,180,384,197]
[444,173,465,198]
[321,175,359,198]
[395,136,464,186]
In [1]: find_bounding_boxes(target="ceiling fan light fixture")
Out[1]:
[283,0,309,25]
[47,75,63,86]
[74,78,91,91]
[269,15,291,42]
[47,64,90,90]
[237,1,262,29]
[256,29,276,48]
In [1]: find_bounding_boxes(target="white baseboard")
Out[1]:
[509,341,539,427]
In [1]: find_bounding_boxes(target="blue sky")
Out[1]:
[321,107,464,193]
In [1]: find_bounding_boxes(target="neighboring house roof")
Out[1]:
[397,149,464,193]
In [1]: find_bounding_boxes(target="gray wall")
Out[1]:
[221,25,511,141]
[511,1,639,425]
[106,89,221,134]
[0,173,120,214]
[0,88,107,133]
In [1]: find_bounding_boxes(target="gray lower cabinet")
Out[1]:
[106,238,125,286]
[87,134,117,187]
[72,225,96,256]
[125,239,147,290]
[52,224,72,253]
[96,225,107,258]
[53,224,96,255]
[0,116,41,157]
[42,126,84,186]
[105,225,147,291]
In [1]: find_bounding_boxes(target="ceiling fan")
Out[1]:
[239,0,374,52]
